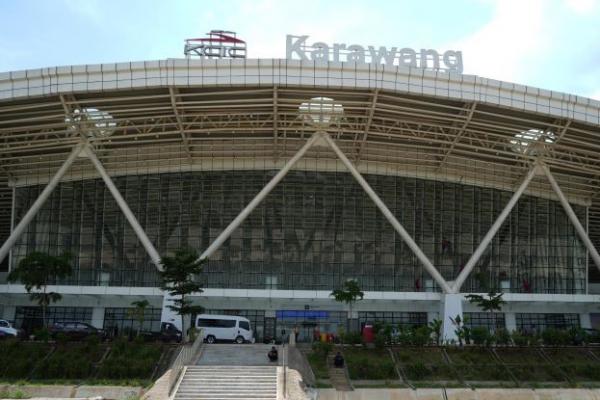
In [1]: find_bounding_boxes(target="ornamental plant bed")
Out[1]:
[445,347,496,365]
[0,340,52,380]
[343,348,397,380]
[32,340,107,380]
[393,347,445,365]
[543,348,596,364]
[402,362,458,382]
[306,352,329,380]
[507,364,565,382]
[458,364,513,382]
[494,348,545,364]
[558,363,600,381]
[97,339,163,380]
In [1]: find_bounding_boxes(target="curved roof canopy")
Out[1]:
[1,59,600,249]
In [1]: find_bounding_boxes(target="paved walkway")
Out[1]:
[197,344,283,366]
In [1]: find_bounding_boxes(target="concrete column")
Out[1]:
[580,313,592,329]
[91,307,105,329]
[441,293,463,343]
[505,312,517,332]
[2,306,16,323]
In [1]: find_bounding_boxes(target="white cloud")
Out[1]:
[451,0,547,83]
[564,0,597,14]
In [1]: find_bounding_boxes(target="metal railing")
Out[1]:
[168,329,204,397]
[282,341,287,399]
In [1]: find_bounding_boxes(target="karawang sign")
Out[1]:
[286,34,463,73]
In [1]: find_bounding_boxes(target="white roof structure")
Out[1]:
[1,59,600,255]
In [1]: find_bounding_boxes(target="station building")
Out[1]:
[1,37,600,341]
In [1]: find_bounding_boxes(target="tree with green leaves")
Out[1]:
[7,252,72,329]
[128,299,150,336]
[465,292,506,333]
[159,248,205,341]
[429,318,443,346]
[330,279,364,331]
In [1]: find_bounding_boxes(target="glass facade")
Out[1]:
[464,312,506,331]
[14,306,93,332]
[12,170,587,293]
[103,307,162,334]
[358,311,427,328]
[516,313,580,332]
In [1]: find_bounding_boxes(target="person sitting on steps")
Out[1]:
[334,351,344,368]
[268,346,278,362]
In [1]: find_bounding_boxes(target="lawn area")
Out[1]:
[494,348,545,364]
[402,362,457,382]
[393,347,445,364]
[343,348,397,380]
[0,338,166,384]
[544,348,594,363]
[306,352,329,380]
[445,347,496,365]
[0,340,51,380]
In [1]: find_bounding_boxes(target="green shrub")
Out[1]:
[342,332,362,345]
[493,328,511,345]
[511,330,530,346]
[411,326,431,346]
[542,328,570,346]
[404,362,430,380]
[33,328,50,342]
[312,341,333,357]
[345,351,396,380]
[470,327,491,346]
[374,333,387,349]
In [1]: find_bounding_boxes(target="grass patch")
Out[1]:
[403,362,457,381]
[97,338,162,380]
[445,347,495,365]
[306,352,329,380]
[544,348,595,363]
[343,348,397,380]
[394,347,445,364]
[494,348,545,364]
[0,340,51,380]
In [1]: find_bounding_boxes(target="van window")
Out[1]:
[198,318,236,328]
[239,321,250,331]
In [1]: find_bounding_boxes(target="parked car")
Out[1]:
[196,314,254,344]
[140,322,182,343]
[49,322,105,341]
[0,319,20,338]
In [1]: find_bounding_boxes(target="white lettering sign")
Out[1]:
[286,35,463,73]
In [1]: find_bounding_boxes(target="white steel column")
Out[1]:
[441,293,462,342]
[451,166,539,293]
[321,132,453,294]
[542,164,600,270]
[0,142,86,265]
[84,146,162,269]
[198,133,321,261]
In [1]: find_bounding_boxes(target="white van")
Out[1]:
[196,314,254,344]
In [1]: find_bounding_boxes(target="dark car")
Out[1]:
[49,322,105,341]
[141,322,182,343]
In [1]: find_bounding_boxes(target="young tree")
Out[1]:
[160,248,205,341]
[429,318,443,346]
[7,252,72,329]
[465,292,506,333]
[128,299,150,336]
[330,279,364,331]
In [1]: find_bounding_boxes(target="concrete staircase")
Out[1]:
[327,352,353,391]
[173,365,278,400]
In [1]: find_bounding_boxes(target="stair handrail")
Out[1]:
[282,340,288,399]
[168,328,204,396]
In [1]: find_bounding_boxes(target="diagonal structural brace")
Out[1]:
[542,164,600,271]
[451,165,539,293]
[0,142,87,265]
[321,133,453,294]
[198,131,453,293]
[198,132,321,261]
[84,146,163,269]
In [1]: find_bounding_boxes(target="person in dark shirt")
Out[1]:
[334,352,344,368]
[268,346,278,362]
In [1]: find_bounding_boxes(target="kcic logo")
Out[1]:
[184,30,247,59]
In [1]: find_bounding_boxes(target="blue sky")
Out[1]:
[1,0,599,99]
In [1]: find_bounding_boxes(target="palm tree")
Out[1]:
[465,292,506,333]
[128,299,150,336]
[330,279,364,331]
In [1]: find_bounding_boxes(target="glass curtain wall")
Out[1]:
[12,170,587,293]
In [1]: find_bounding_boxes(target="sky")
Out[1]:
[1,0,599,99]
